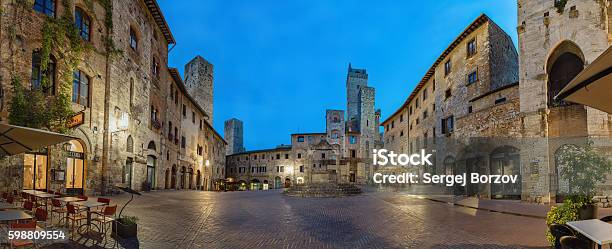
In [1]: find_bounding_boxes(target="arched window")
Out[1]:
[147,141,156,150]
[129,27,138,51]
[31,51,56,94]
[72,70,89,106]
[34,0,55,17]
[75,7,91,41]
[126,135,134,153]
[547,41,585,107]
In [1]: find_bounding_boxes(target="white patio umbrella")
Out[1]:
[555,46,612,113]
[0,123,77,157]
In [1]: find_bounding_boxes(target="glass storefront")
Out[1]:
[23,151,48,190]
[66,140,85,194]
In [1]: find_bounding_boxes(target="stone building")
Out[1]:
[0,0,225,195]
[226,65,382,189]
[381,13,522,198]
[184,55,214,123]
[517,0,612,202]
[224,118,245,155]
[382,3,612,203]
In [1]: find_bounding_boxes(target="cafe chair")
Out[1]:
[28,195,42,210]
[550,224,575,249]
[75,195,89,212]
[93,198,111,215]
[66,204,87,237]
[22,201,34,214]
[34,208,49,229]
[50,199,67,225]
[8,219,36,249]
[15,192,28,207]
[93,205,117,239]
[1,192,8,201]
[6,196,14,205]
[559,235,591,249]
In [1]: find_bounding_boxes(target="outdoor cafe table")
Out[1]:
[21,190,47,196]
[0,210,32,222]
[0,202,18,210]
[28,192,58,212]
[567,219,612,249]
[54,197,85,227]
[73,201,106,236]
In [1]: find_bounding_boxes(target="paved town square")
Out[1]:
[99,190,548,249]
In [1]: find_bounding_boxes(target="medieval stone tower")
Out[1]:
[184,55,214,123]
[346,64,369,131]
[224,118,245,155]
[517,0,612,201]
[326,110,345,146]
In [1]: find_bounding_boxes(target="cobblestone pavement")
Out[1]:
[47,189,550,249]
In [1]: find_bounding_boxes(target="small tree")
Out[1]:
[557,141,612,196]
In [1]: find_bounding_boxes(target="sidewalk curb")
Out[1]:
[417,196,547,219]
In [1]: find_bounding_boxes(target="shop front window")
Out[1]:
[24,152,48,190]
[66,140,84,194]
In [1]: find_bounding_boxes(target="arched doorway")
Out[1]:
[547,41,585,107]
[284,178,291,188]
[180,166,186,189]
[263,180,269,190]
[274,176,282,189]
[65,140,85,195]
[554,144,579,202]
[250,179,261,190]
[443,156,455,175]
[146,155,156,190]
[123,157,133,189]
[490,146,521,199]
[165,169,170,189]
[196,170,201,190]
[188,167,194,189]
[444,156,462,196]
[171,165,177,189]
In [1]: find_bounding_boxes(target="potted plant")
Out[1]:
[113,216,138,238]
[113,186,142,239]
[556,141,612,219]
[545,199,579,247]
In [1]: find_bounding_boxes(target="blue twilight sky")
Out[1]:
[157,0,518,151]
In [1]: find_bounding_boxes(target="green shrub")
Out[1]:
[545,199,580,245]
[120,216,139,226]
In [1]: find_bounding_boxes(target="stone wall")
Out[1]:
[0,0,226,195]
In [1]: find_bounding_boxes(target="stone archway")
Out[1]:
[490,146,521,199]
[188,167,194,189]
[284,178,291,188]
[546,41,585,107]
[171,165,177,189]
[180,166,186,189]
[274,176,282,189]
[165,169,170,189]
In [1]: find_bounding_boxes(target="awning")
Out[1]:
[0,123,77,157]
[555,46,612,113]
